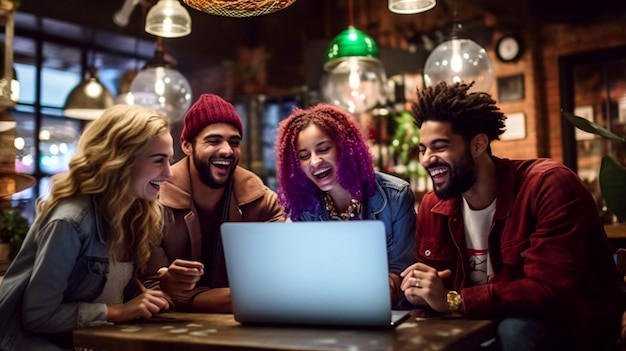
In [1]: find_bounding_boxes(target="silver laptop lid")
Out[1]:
[221,221,393,327]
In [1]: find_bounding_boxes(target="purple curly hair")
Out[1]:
[275,104,376,219]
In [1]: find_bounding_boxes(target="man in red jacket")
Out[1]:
[401,82,620,350]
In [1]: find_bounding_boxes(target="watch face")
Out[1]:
[497,36,522,62]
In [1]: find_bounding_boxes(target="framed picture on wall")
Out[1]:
[574,105,594,140]
[501,112,526,140]
[497,74,525,103]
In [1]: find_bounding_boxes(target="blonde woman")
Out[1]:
[0,105,173,351]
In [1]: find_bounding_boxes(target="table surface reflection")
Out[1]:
[73,310,495,351]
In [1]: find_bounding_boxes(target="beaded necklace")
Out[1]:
[324,192,361,220]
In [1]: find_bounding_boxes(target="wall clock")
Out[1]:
[495,35,524,63]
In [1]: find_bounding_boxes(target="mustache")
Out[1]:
[208,155,235,162]
[426,162,449,170]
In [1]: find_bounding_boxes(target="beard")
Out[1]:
[432,148,477,200]
[191,148,237,189]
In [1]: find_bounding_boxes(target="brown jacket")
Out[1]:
[143,157,285,309]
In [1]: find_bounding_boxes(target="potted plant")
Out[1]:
[563,111,626,222]
[0,207,29,260]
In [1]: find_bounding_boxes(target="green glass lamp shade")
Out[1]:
[321,26,387,113]
[324,26,380,71]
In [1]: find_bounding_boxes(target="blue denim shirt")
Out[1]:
[297,172,416,275]
[0,195,122,351]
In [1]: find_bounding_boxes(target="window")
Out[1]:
[5,12,151,212]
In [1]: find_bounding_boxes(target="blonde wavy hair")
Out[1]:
[38,104,170,273]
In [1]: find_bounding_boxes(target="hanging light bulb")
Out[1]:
[320,26,387,114]
[63,67,115,120]
[145,0,192,38]
[128,41,192,123]
[423,24,494,93]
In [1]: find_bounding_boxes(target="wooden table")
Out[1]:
[605,223,626,240]
[73,310,494,351]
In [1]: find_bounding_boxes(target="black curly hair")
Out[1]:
[411,81,506,154]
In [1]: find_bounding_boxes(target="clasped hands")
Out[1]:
[400,262,453,313]
[158,259,205,294]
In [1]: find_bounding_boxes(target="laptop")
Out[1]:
[220,221,410,328]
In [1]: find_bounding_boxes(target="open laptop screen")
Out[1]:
[221,221,406,328]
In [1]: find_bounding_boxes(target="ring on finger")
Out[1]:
[414,279,421,288]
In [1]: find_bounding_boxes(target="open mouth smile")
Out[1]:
[212,159,232,170]
[313,167,332,179]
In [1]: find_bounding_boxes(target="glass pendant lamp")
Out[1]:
[423,11,494,93]
[320,0,386,114]
[145,0,192,38]
[127,40,192,123]
[388,0,436,14]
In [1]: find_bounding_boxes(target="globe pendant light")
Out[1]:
[127,39,192,123]
[423,21,494,93]
[320,24,386,114]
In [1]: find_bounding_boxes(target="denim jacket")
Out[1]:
[0,195,130,351]
[297,172,416,275]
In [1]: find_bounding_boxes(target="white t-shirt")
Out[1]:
[462,197,496,286]
[93,260,134,304]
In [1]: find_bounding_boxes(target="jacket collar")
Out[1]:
[430,156,513,220]
[160,157,268,210]
[310,173,388,220]
[368,178,388,216]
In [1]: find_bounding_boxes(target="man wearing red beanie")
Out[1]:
[143,93,285,313]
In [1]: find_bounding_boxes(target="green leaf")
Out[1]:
[562,111,626,143]
[599,155,626,222]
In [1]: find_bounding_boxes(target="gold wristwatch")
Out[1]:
[447,290,463,313]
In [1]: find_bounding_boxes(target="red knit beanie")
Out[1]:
[180,94,243,142]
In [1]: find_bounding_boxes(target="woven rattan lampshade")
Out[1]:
[182,0,297,17]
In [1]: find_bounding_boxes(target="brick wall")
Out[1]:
[355,1,626,163]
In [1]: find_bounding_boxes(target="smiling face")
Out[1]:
[130,131,174,201]
[182,122,241,189]
[296,123,340,193]
[418,120,477,199]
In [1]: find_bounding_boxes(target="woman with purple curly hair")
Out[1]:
[275,103,416,308]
